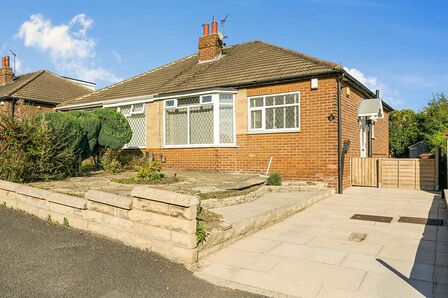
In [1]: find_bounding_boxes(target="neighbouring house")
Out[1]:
[0,56,94,118]
[57,21,392,192]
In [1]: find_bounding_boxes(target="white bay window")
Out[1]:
[164,93,235,147]
[248,92,300,133]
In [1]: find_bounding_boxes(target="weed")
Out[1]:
[266,172,282,186]
[47,214,59,225]
[63,217,70,228]
[196,222,209,245]
[0,202,6,208]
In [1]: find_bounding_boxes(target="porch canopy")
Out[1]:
[358,98,384,120]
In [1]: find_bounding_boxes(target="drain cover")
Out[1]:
[398,216,444,226]
[350,214,393,223]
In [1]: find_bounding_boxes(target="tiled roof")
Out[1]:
[59,41,341,108]
[0,70,92,104]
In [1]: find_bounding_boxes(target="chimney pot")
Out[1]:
[211,20,218,34]
[375,90,380,98]
[2,56,10,68]
[202,24,210,36]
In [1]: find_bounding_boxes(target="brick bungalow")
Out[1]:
[58,21,392,192]
[0,56,94,118]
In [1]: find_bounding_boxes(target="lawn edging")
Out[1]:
[0,180,199,265]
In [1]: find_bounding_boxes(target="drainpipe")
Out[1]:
[337,74,344,194]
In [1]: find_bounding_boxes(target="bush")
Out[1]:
[266,172,282,186]
[101,149,123,173]
[93,109,132,149]
[0,114,79,182]
[68,111,101,159]
[135,161,164,181]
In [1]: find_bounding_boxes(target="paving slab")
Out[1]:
[196,187,445,297]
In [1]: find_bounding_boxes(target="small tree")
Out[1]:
[421,93,448,152]
[389,109,423,157]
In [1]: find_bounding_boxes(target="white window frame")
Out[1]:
[163,92,237,148]
[117,103,147,149]
[247,91,301,134]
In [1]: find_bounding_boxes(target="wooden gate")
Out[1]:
[351,158,437,191]
[351,157,379,187]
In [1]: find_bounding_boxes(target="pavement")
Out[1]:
[196,187,448,298]
[0,207,261,298]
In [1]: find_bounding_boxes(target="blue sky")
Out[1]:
[1,0,446,110]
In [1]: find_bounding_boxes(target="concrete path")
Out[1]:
[0,207,260,298]
[196,187,448,297]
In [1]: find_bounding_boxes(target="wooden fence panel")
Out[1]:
[351,157,436,191]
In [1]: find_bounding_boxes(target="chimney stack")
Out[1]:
[0,56,14,85]
[198,20,223,62]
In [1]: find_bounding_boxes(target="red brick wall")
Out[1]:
[136,77,390,191]
[142,78,340,189]
[0,100,54,118]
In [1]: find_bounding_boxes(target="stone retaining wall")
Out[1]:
[0,180,198,265]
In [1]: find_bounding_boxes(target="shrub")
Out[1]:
[68,111,100,159]
[266,172,282,186]
[0,114,79,182]
[93,109,132,149]
[101,149,123,173]
[135,161,164,181]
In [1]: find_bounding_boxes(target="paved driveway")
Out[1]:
[0,207,260,298]
[196,187,448,297]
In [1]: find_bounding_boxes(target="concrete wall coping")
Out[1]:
[0,180,19,192]
[131,187,199,208]
[85,190,133,210]
[16,184,52,200]
[47,192,87,209]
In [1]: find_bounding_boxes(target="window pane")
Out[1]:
[201,95,212,103]
[126,114,146,147]
[265,96,274,106]
[274,107,285,129]
[220,105,234,143]
[251,110,262,129]
[219,94,233,104]
[178,97,200,107]
[274,96,285,106]
[285,106,297,128]
[285,94,296,104]
[265,108,274,129]
[165,99,175,108]
[250,97,263,107]
[120,105,131,116]
[190,106,214,144]
[165,108,188,145]
[132,103,144,114]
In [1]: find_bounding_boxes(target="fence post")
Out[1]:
[435,148,440,191]
[377,158,382,188]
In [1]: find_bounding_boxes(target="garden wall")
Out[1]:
[0,180,198,265]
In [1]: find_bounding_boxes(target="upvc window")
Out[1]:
[164,93,235,147]
[117,103,146,148]
[248,92,300,133]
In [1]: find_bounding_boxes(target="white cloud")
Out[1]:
[17,14,120,84]
[344,66,403,107]
[344,67,383,91]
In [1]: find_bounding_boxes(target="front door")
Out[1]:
[360,118,367,157]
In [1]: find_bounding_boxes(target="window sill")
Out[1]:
[163,144,238,149]
[247,129,300,135]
